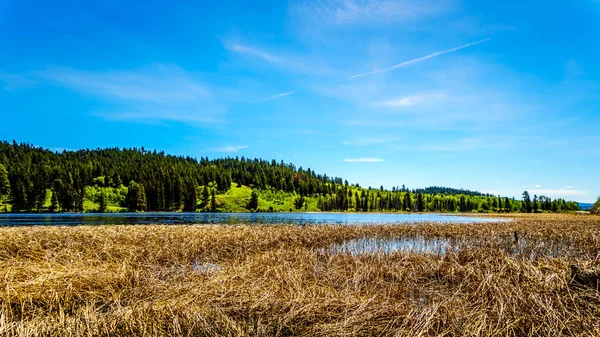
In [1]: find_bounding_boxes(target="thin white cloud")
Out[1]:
[214,145,249,153]
[529,189,588,196]
[534,184,541,188]
[31,64,225,126]
[296,0,452,25]
[228,44,281,63]
[224,42,334,76]
[382,95,425,107]
[344,157,385,162]
[37,64,210,103]
[565,186,573,189]
[345,38,490,80]
[251,90,297,103]
[381,93,448,108]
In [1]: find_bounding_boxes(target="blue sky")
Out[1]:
[1,0,599,202]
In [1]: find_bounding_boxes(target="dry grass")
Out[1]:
[1,214,600,336]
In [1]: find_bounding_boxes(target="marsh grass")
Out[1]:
[1,214,600,336]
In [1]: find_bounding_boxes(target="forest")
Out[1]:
[0,141,581,213]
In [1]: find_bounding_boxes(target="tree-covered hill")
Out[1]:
[0,141,581,213]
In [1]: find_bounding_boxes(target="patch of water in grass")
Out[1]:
[321,237,460,256]
[191,261,222,274]
[321,235,598,259]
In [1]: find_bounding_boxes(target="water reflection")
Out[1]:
[0,212,507,226]
[322,237,460,256]
[322,235,598,259]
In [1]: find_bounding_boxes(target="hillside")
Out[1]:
[0,141,581,213]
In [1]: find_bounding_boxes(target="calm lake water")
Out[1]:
[0,212,507,226]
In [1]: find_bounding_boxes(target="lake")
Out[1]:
[0,212,507,226]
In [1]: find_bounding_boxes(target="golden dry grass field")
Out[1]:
[1,214,599,336]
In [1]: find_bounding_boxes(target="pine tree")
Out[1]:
[522,191,532,213]
[504,197,511,213]
[210,188,217,212]
[126,181,146,212]
[183,185,197,212]
[138,184,147,211]
[294,195,305,210]
[50,189,58,212]
[459,196,467,212]
[403,192,412,212]
[0,164,9,201]
[201,186,209,208]
[416,193,425,212]
[248,190,259,211]
[126,181,139,211]
[99,190,107,213]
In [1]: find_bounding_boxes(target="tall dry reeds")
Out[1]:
[1,214,599,336]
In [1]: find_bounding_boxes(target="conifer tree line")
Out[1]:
[0,141,580,213]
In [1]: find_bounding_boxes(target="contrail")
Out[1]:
[346,38,491,80]
[251,90,297,103]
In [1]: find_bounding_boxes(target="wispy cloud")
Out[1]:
[37,64,209,103]
[295,0,452,26]
[379,92,450,108]
[344,157,385,162]
[31,64,225,125]
[227,44,281,63]
[224,42,334,76]
[214,145,249,153]
[382,95,425,107]
[345,38,490,80]
[251,90,297,103]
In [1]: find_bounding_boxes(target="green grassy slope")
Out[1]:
[203,183,316,213]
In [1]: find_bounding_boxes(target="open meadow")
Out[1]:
[1,214,599,336]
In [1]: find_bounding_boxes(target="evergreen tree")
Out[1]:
[522,191,532,213]
[248,190,259,210]
[294,195,305,210]
[126,181,139,211]
[50,189,58,212]
[137,184,147,211]
[416,192,425,212]
[504,197,511,213]
[201,186,210,208]
[459,196,467,212]
[403,192,412,212]
[99,190,108,213]
[126,181,146,212]
[210,188,217,212]
[183,185,197,212]
[533,194,539,213]
[0,163,9,201]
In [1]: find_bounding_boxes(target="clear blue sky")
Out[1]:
[1,0,599,202]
